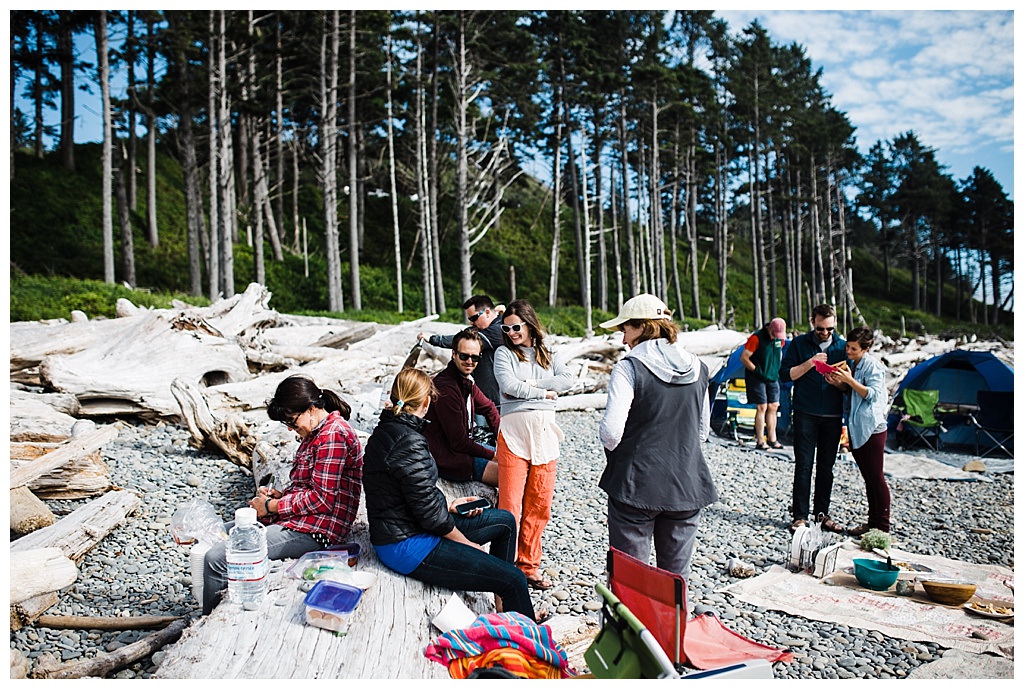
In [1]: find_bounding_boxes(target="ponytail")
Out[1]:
[268,375,351,421]
[390,368,434,415]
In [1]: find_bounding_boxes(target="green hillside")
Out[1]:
[9,146,1012,340]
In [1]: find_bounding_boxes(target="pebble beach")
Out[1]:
[10,410,1014,679]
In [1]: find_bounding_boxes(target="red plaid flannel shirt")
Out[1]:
[275,411,363,544]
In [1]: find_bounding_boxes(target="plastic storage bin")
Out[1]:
[304,580,363,632]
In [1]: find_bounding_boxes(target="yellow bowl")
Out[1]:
[920,579,977,606]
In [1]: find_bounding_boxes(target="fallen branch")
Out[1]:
[34,614,183,631]
[32,617,189,679]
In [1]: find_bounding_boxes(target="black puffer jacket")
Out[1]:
[362,410,454,546]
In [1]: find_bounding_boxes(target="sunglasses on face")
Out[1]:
[456,351,481,363]
[815,326,835,333]
[501,323,524,333]
[467,312,484,323]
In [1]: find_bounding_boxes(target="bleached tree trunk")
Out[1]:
[686,123,699,319]
[385,34,403,313]
[146,15,158,247]
[207,12,221,300]
[126,10,138,213]
[427,21,445,314]
[453,12,473,302]
[415,21,435,316]
[292,137,300,251]
[96,12,114,285]
[114,145,136,287]
[275,18,285,238]
[649,97,667,303]
[258,122,283,261]
[610,165,624,310]
[347,10,361,311]
[247,12,265,286]
[217,10,235,298]
[321,10,343,312]
[747,143,761,324]
[548,118,563,307]
[619,98,636,297]
[579,128,594,338]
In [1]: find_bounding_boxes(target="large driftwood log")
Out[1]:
[32,618,189,679]
[10,490,142,562]
[9,317,138,373]
[40,308,252,419]
[9,389,81,442]
[10,443,111,499]
[10,547,78,605]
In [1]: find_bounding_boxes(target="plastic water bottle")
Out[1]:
[226,507,268,606]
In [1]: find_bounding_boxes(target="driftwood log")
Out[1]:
[31,618,189,679]
[9,487,57,535]
[9,547,78,605]
[10,489,142,562]
[8,388,81,442]
[9,442,111,499]
[34,614,183,631]
[10,592,60,631]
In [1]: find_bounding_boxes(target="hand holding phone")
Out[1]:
[455,497,492,515]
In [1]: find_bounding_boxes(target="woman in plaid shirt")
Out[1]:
[201,375,363,615]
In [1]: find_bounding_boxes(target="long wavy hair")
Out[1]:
[501,299,552,369]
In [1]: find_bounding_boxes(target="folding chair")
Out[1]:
[895,389,944,451]
[605,548,787,674]
[584,582,680,679]
[968,390,1014,459]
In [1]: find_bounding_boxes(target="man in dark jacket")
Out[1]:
[417,295,504,407]
[779,304,847,534]
[424,329,501,486]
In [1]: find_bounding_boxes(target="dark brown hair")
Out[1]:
[846,326,875,351]
[501,299,552,369]
[811,304,836,321]
[452,327,484,352]
[620,318,680,345]
[267,375,351,421]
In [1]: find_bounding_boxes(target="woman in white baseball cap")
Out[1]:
[597,294,719,581]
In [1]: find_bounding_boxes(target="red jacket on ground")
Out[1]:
[424,360,501,481]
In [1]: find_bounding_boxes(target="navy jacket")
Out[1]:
[779,330,847,417]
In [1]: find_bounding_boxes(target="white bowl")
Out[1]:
[348,571,378,590]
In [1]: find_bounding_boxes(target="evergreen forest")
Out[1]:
[9,10,1014,338]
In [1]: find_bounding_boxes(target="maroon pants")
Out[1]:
[851,430,891,531]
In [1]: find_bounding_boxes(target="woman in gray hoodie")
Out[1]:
[598,294,719,580]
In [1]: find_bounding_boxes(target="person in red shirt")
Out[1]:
[201,375,363,615]
[424,329,501,486]
[740,318,787,450]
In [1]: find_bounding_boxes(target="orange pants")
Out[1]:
[494,432,557,579]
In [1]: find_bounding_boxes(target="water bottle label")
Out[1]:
[227,557,268,582]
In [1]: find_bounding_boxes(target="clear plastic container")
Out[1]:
[304,580,363,632]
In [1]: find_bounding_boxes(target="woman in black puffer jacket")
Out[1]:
[362,368,540,621]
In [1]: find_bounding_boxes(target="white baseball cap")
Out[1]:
[599,294,672,329]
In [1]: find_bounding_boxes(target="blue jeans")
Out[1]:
[791,413,843,521]
[202,523,320,615]
[408,508,536,621]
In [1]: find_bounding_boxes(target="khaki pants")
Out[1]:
[494,432,557,579]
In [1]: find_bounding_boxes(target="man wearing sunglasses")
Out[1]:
[779,304,848,535]
[424,328,501,486]
[418,295,505,407]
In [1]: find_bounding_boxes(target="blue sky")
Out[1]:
[714,9,1014,199]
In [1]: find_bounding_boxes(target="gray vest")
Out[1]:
[599,359,718,512]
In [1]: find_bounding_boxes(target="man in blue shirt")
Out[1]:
[779,304,848,534]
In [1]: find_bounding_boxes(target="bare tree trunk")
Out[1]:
[385,34,403,313]
[347,10,361,310]
[548,119,563,307]
[114,144,135,287]
[322,10,343,312]
[593,138,607,313]
[579,127,593,337]
[96,12,114,284]
[58,12,75,171]
[247,11,265,286]
[275,17,285,238]
[794,167,804,323]
[206,12,220,300]
[428,18,445,314]
[126,10,138,213]
[747,142,761,324]
[610,166,623,310]
[685,121,699,319]
[291,136,300,251]
[619,96,636,297]
[415,18,435,316]
[217,10,234,298]
[454,11,473,302]
[146,15,158,247]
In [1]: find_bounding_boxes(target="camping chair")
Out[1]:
[895,389,944,451]
[968,390,1014,459]
[585,582,680,679]
[604,547,786,674]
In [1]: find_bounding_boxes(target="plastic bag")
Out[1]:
[171,498,228,546]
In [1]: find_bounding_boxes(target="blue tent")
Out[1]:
[709,341,793,439]
[889,349,1014,451]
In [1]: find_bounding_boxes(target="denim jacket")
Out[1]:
[845,353,889,450]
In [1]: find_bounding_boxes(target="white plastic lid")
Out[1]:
[235,507,258,526]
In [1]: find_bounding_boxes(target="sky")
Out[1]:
[713,8,1014,199]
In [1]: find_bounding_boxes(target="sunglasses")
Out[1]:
[815,326,835,333]
[467,311,485,323]
[455,351,481,363]
[283,416,301,430]
[501,323,524,333]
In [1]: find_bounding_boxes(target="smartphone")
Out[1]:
[455,498,492,515]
